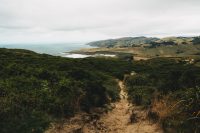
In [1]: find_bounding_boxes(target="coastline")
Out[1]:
[63,47,134,59]
[66,44,200,60]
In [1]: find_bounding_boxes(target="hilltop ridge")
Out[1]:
[87,36,200,48]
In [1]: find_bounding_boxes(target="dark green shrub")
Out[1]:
[0,48,131,133]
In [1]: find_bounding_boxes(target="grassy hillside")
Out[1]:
[72,36,200,60]
[134,44,200,58]
[87,37,159,47]
[0,48,132,133]
[87,36,198,48]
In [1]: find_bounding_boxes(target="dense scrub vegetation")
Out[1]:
[0,48,132,133]
[1,48,200,133]
[192,36,200,45]
[125,58,200,132]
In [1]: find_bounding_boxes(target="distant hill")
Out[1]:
[87,37,159,47]
[87,36,200,48]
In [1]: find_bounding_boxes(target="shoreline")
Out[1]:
[63,47,134,59]
[62,52,117,58]
[66,44,200,60]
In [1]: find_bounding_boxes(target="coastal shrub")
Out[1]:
[160,87,200,133]
[127,58,200,132]
[193,37,200,45]
[0,48,132,133]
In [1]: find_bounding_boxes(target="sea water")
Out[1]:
[0,43,92,56]
[0,43,116,58]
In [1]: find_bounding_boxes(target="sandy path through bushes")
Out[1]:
[46,81,163,133]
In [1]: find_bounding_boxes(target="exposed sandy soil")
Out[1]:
[46,81,163,133]
[133,56,150,61]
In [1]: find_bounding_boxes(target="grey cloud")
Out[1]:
[0,25,31,30]
[0,0,200,43]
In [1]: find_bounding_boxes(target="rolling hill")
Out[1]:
[87,36,200,48]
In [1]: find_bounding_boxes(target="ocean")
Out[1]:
[0,43,92,56]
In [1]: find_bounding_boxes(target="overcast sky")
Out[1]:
[0,0,200,43]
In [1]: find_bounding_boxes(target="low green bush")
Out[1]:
[126,58,200,132]
[0,48,132,133]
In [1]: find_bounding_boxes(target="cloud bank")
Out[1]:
[0,0,200,43]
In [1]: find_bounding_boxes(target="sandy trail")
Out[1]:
[46,81,163,133]
[83,81,163,133]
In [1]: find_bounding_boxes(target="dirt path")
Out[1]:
[46,81,163,133]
